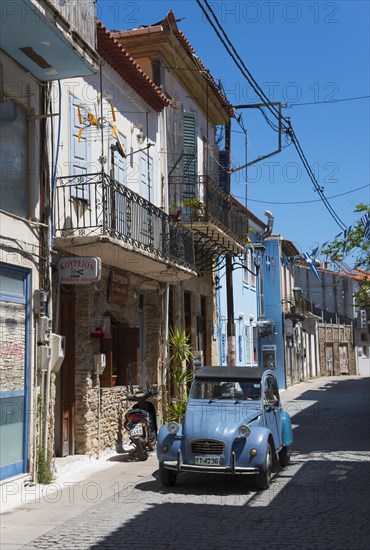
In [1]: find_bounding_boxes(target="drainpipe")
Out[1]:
[44,80,62,459]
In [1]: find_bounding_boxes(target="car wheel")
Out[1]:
[159,463,177,487]
[279,445,291,467]
[255,443,272,490]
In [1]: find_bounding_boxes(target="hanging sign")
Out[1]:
[108,270,129,305]
[58,257,101,284]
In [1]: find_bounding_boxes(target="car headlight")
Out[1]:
[167,421,179,435]
[238,424,251,438]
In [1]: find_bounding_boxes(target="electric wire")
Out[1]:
[240,184,369,205]
[198,0,348,231]
[288,95,370,107]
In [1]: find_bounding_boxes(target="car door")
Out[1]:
[263,374,282,449]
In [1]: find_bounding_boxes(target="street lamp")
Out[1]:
[292,287,303,308]
[253,243,266,274]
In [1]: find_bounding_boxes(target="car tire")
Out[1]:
[279,445,291,467]
[159,463,177,487]
[255,443,272,491]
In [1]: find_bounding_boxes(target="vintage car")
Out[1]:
[157,366,293,490]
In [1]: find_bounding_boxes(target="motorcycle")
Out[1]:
[124,389,158,461]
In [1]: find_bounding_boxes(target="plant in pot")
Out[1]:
[166,326,194,422]
[182,198,204,221]
[169,203,182,222]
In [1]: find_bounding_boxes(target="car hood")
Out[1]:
[184,401,261,440]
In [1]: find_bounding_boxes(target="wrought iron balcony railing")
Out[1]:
[55,171,195,271]
[169,175,248,248]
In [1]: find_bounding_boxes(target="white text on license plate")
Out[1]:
[195,456,220,466]
[131,424,143,436]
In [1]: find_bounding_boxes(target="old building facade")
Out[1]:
[114,11,250,370]
[0,0,100,480]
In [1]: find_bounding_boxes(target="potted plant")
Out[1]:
[169,203,182,222]
[182,198,203,221]
[182,198,203,211]
[166,326,194,422]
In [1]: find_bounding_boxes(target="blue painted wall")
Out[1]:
[258,238,286,389]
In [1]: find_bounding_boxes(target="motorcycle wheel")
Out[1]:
[148,431,157,451]
[135,439,148,461]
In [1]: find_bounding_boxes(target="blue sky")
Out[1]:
[99,0,370,261]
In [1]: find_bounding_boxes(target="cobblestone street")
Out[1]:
[1,376,369,550]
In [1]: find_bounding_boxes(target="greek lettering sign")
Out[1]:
[108,270,129,305]
[58,257,101,284]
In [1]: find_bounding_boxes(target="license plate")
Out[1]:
[195,456,220,466]
[130,424,143,436]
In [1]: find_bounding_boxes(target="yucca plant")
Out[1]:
[167,326,194,421]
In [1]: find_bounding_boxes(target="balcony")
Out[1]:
[1,0,99,81]
[170,175,248,254]
[54,172,196,282]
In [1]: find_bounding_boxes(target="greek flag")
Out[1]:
[361,212,370,245]
[302,252,320,280]
[342,226,352,253]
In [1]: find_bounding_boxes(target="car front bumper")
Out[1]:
[161,450,259,475]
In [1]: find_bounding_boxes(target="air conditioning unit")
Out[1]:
[50,333,65,373]
[38,345,51,372]
[37,316,52,344]
[94,353,106,375]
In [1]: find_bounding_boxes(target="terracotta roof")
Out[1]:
[96,21,170,112]
[172,27,234,117]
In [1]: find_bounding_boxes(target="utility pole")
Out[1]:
[225,121,236,366]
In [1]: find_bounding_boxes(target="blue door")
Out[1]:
[0,265,30,480]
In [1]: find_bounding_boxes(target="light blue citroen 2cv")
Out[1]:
[157,366,293,490]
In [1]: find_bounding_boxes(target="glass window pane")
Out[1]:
[0,101,28,217]
[0,301,26,392]
[0,396,24,469]
[0,268,25,296]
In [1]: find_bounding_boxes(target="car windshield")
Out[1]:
[190,379,261,400]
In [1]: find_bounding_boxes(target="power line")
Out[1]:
[197,0,349,231]
[288,95,370,107]
[242,184,369,205]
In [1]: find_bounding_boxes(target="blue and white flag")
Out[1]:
[361,212,370,245]
[310,246,319,259]
[302,252,320,280]
[342,226,352,253]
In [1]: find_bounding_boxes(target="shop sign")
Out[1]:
[58,257,101,284]
[108,270,129,305]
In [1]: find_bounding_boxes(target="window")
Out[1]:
[250,252,256,288]
[264,376,280,404]
[69,94,90,202]
[245,325,252,366]
[243,253,249,286]
[152,60,161,87]
[0,101,28,217]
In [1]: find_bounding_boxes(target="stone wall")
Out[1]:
[73,266,163,455]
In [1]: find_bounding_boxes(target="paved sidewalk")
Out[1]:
[1,450,158,548]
